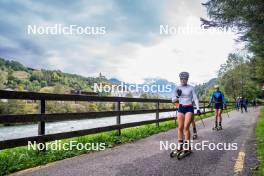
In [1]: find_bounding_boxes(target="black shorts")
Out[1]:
[215,103,223,110]
[178,106,194,114]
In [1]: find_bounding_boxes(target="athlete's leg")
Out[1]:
[215,109,219,128]
[218,109,222,127]
[183,112,193,151]
[177,112,185,150]
[184,112,193,141]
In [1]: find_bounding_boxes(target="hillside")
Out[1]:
[0,57,110,94]
[0,57,217,99]
[0,57,181,98]
[195,78,217,100]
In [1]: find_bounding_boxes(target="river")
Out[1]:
[0,111,177,140]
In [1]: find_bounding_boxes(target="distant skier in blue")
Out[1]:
[208,85,226,130]
[240,97,248,113]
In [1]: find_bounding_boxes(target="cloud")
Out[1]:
[0,0,239,84]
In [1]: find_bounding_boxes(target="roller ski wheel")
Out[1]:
[170,150,178,158]
[217,126,223,130]
[170,150,192,160]
[176,150,192,160]
[212,127,218,131]
[193,133,198,140]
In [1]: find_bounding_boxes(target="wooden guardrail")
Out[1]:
[0,90,234,150]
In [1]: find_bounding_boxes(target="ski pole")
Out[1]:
[226,109,230,118]
[174,102,179,125]
[200,116,205,127]
[198,113,205,127]
[175,109,177,125]
[224,106,230,118]
[224,104,230,118]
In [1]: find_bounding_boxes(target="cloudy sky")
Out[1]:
[0,0,241,84]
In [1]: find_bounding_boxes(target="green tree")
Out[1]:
[123,92,134,110]
[202,0,264,98]
[218,53,261,100]
[28,81,41,92]
[0,70,7,89]
[30,70,44,81]
[201,0,264,57]
[51,72,61,82]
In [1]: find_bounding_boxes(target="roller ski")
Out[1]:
[170,149,192,160]
[170,142,192,160]
[212,125,223,131]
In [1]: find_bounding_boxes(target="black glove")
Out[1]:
[176,89,182,97]
[224,104,227,109]
[197,110,201,116]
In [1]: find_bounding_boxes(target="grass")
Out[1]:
[12,71,29,79]
[0,110,231,175]
[256,107,264,175]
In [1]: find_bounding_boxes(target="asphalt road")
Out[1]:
[13,107,260,176]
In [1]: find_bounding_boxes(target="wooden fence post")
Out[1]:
[38,99,46,152]
[116,101,121,135]
[156,101,160,127]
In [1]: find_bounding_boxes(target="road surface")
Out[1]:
[12,107,260,176]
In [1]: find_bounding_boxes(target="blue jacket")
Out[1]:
[209,90,226,105]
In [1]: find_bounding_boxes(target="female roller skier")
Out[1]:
[170,72,201,159]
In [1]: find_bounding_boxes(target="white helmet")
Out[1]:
[214,85,219,89]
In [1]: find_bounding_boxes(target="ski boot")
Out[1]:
[212,121,218,131]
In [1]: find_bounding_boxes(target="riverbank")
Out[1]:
[0,110,232,175]
[256,107,264,175]
[0,112,176,141]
